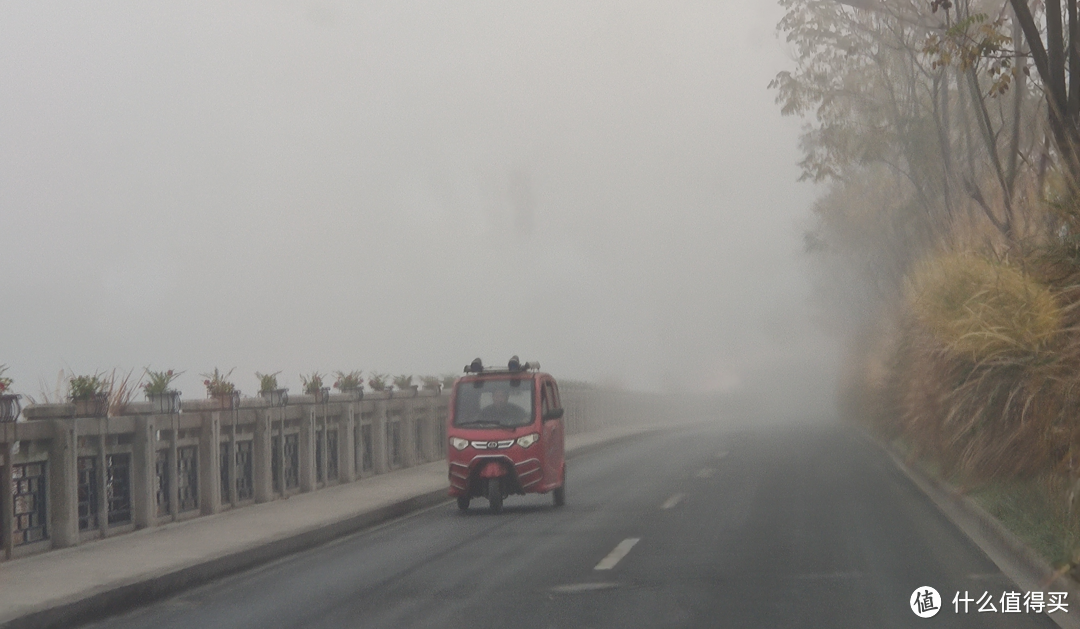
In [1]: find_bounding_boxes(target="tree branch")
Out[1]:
[1069,0,1080,118]
[1010,0,1053,92]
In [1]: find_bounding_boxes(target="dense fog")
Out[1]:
[0,2,836,416]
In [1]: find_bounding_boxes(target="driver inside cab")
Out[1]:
[479,389,528,423]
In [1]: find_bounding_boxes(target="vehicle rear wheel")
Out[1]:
[456,495,470,511]
[488,478,503,513]
[553,465,566,507]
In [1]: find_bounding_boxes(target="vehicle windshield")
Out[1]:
[453,378,534,428]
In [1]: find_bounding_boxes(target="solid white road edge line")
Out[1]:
[660,493,685,510]
[594,538,641,570]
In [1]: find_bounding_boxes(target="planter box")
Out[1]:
[147,390,181,414]
[72,393,109,418]
[337,388,364,401]
[210,392,240,410]
[258,388,289,407]
[297,388,333,404]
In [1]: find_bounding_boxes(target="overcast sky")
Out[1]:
[1,1,836,407]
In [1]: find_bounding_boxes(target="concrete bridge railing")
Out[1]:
[0,386,618,561]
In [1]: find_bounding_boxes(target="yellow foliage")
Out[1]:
[907,253,1061,361]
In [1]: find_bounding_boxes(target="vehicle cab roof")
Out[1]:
[455,357,553,384]
[457,371,551,383]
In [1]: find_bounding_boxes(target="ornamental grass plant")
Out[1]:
[68,373,108,400]
[143,368,182,395]
[878,245,1080,574]
[367,373,388,391]
[256,371,281,393]
[0,364,13,395]
[105,368,140,416]
[891,251,1065,482]
[300,371,325,395]
[333,370,363,392]
[907,252,1061,362]
[201,368,236,397]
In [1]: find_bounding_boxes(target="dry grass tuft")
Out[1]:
[105,368,141,417]
[870,243,1080,569]
[907,252,1061,362]
[26,368,142,415]
[29,369,68,405]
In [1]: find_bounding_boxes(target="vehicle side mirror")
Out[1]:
[543,408,564,421]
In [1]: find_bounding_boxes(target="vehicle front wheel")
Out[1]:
[456,495,470,511]
[488,478,503,513]
[553,466,566,507]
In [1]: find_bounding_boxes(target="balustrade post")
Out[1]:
[1,422,11,559]
[167,414,179,520]
[253,408,272,502]
[44,420,76,548]
[422,397,436,462]
[373,398,388,474]
[341,404,356,482]
[299,408,315,492]
[318,407,328,484]
[355,403,367,478]
[402,399,417,468]
[95,418,108,537]
[200,412,220,515]
[132,416,155,529]
[225,412,236,507]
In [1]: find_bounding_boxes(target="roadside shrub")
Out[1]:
[907,252,1061,362]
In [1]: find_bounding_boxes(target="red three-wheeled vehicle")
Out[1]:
[446,357,566,512]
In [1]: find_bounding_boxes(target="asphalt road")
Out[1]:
[86,420,1058,628]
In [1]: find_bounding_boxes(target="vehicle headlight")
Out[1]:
[450,437,469,450]
[516,433,539,448]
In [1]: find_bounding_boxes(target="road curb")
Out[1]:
[2,426,660,629]
[3,489,449,629]
[860,430,1080,629]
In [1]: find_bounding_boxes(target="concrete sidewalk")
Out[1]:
[0,425,658,629]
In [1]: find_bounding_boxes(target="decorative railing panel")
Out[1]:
[13,462,47,545]
[315,429,324,484]
[390,421,402,468]
[360,423,373,473]
[77,457,98,531]
[154,450,170,517]
[106,454,132,526]
[2,387,628,560]
[177,446,198,512]
[283,434,299,491]
[235,441,253,501]
[219,448,231,504]
[326,429,338,482]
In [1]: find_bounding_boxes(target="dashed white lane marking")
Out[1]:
[660,493,685,510]
[550,582,620,593]
[790,571,863,580]
[715,450,728,459]
[594,538,641,570]
[695,468,716,478]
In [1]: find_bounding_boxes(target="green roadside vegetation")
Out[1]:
[894,436,1080,574]
[969,480,1080,572]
